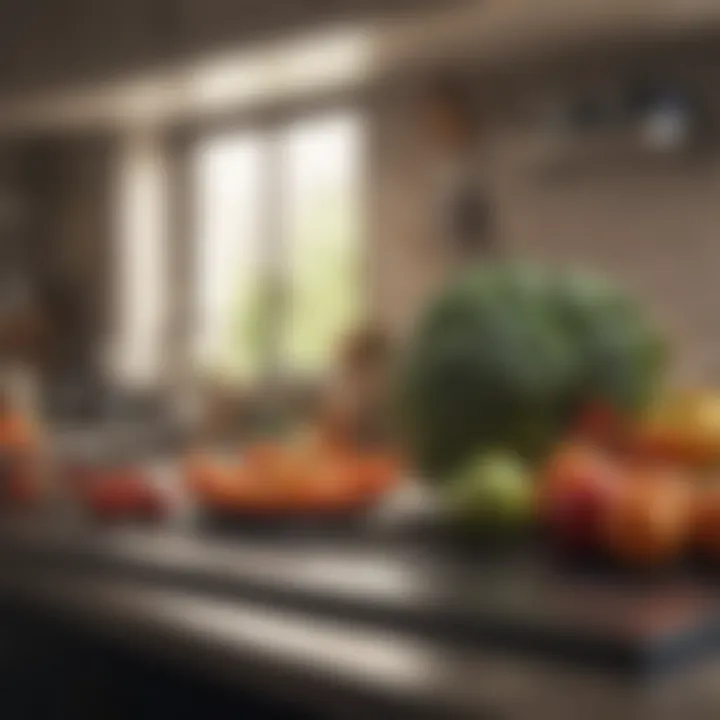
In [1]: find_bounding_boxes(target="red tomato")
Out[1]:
[84,470,165,520]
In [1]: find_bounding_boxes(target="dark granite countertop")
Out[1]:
[1,519,719,719]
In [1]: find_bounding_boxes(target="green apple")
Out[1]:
[445,451,533,532]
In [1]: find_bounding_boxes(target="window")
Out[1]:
[111,131,168,388]
[193,133,265,381]
[282,114,363,375]
[192,111,364,383]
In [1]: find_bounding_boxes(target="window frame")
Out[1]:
[170,99,369,386]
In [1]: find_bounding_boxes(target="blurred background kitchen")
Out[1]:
[1,0,719,424]
[3,1,720,718]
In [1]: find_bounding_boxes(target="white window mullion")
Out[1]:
[109,130,168,389]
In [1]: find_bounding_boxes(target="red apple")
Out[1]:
[541,443,623,553]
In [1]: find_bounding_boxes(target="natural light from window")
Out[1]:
[193,133,265,381]
[282,113,364,376]
[193,111,363,383]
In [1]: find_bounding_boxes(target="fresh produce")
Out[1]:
[0,408,43,509]
[2,457,43,508]
[690,482,720,559]
[77,468,166,521]
[186,438,401,515]
[185,456,247,506]
[444,450,533,533]
[540,443,623,552]
[353,454,402,497]
[389,260,720,570]
[633,391,720,467]
[603,470,692,567]
[398,264,666,479]
[0,412,37,453]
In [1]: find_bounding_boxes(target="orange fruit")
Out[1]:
[244,444,282,475]
[604,471,692,567]
[352,454,402,499]
[691,482,720,559]
[295,462,360,512]
[0,415,36,452]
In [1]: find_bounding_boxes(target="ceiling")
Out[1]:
[0,0,466,96]
[2,0,720,134]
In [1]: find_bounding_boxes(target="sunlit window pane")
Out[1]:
[281,113,364,376]
[192,111,363,384]
[193,133,265,381]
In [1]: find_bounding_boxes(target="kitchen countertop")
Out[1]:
[1,519,720,719]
